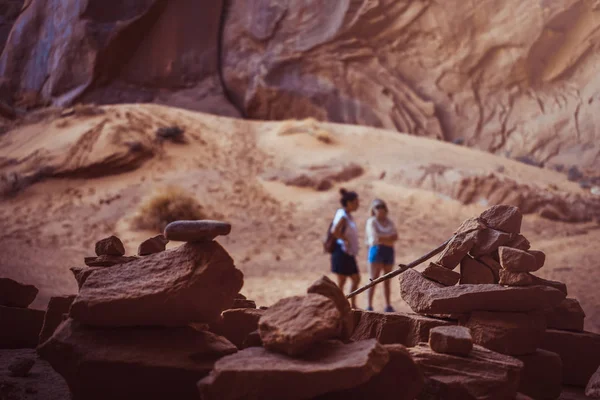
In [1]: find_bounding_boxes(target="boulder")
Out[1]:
[0,278,38,308]
[515,350,562,400]
[469,228,511,257]
[422,262,460,286]
[84,255,138,267]
[408,343,523,400]
[7,357,35,377]
[70,241,243,327]
[498,247,539,272]
[540,329,600,386]
[95,235,125,256]
[545,298,585,332]
[586,366,600,398]
[39,295,76,345]
[435,230,478,270]
[460,257,495,285]
[499,270,535,286]
[462,311,546,355]
[429,326,473,356]
[479,205,522,234]
[259,294,341,356]
[528,250,546,270]
[317,344,423,400]
[197,339,390,400]
[38,319,236,400]
[477,255,501,282]
[351,309,454,347]
[0,305,44,348]
[399,269,565,314]
[505,234,531,251]
[307,275,355,339]
[164,220,231,242]
[210,308,264,349]
[138,234,169,256]
[70,266,101,289]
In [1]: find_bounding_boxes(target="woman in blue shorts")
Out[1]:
[365,199,398,312]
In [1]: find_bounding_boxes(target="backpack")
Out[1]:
[323,216,346,254]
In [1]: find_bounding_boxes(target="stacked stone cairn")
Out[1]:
[393,205,600,399]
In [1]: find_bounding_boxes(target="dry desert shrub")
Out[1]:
[131,186,206,232]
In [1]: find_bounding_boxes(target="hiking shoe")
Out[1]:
[366,306,374,312]
[384,305,395,313]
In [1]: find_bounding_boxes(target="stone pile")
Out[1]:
[198,275,424,400]
[398,205,600,399]
[38,221,244,400]
[0,278,45,349]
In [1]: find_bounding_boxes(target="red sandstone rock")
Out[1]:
[540,329,600,386]
[307,275,354,339]
[197,340,390,400]
[95,235,125,256]
[479,205,523,234]
[530,275,567,295]
[38,295,76,345]
[137,234,168,256]
[164,220,231,242]
[429,326,473,356]
[399,269,565,314]
[38,319,235,400]
[499,246,539,272]
[422,262,460,286]
[455,217,487,235]
[435,230,478,270]
[259,294,342,356]
[70,266,101,289]
[515,349,562,400]
[528,250,546,270]
[351,309,453,347]
[231,298,256,309]
[462,311,546,355]
[460,257,495,285]
[210,308,264,349]
[546,298,585,332]
[408,343,523,400]
[477,255,501,282]
[318,344,423,400]
[0,305,44,348]
[587,366,600,398]
[84,255,139,267]
[470,228,511,257]
[505,234,531,251]
[70,241,243,327]
[0,278,38,308]
[499,270,535,286]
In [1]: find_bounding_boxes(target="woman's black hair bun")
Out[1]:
[339,188,347,196]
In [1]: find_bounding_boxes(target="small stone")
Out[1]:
[479,205,523,234]
[422,262,460,286]
[505,234,531,250]
[469,228,511,257]
[94,235,125,256]
[137,234,168,256]
[530,275,567,295]
[499,246,539,272]
[8,357,35,377]
[460,257,495,284]
[307,275,354,339]
[586,366,600,398]
[259,294,342,356]
[84,255,138,267]
[429,326,473,356]
[0,278,38,308]
[528,250,546,270]
[435,230,478,270]
[164,220,231,242]
[545,298,585,331]
[499,270,535,286]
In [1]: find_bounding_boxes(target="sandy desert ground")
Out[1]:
[0,103,598,334]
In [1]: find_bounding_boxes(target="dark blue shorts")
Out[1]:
[368,245,395,265]
[331,242,359,276]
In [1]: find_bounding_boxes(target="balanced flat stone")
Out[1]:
[462,311,546,355]
[546,298,585,331]
[307,275,355,339]
[164,220,231,242]
[70,241,243,327]
[399,269,565,314]
[499,246,539,272]
[39,295,76,345]
[351,309,454,347]
[38,319,236,400]
[94,235,125,256]
[422,262,460,286]
[460,257,495,285]
[137,234,168,256]
[479,205,522,234]
[515,349,562,400]
[259,294,341,356]
[0,278,38,308]
[429,326,473,356]
[408,343,523,400]
[197,339,390,400]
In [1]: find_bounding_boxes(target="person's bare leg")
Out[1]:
[367,263,383,310]
[336,274,347,293]
[350,273,361,308]
[382,264,393,307]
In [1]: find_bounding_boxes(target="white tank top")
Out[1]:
[331,208,359,257]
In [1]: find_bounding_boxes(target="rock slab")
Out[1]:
[0,305,45,349]
[422,262,460,286]
[460,257,495,285]
[429,326,473,356]
[499,247,539,272]
[210,308,264,349]
[164,220,231,242]
[70,241,243,326]
[545,298,585,332]
[0,278,38,308]
[515,350,562,400]
[39,295,76,345]
[307,275,355,339]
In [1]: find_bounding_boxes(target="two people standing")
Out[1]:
[329,189,398,311]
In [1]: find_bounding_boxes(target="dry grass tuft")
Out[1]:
[131,186,206,232]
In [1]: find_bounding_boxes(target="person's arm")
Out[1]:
[332,216,347,241]
[366,218,378,246]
